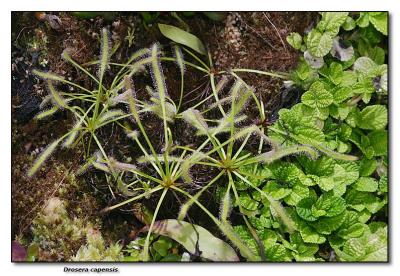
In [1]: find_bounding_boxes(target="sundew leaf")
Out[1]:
[28,139,61,177]
[32,69,65,82]
[142,219,239,261]
[99,28,111,82]
[286,32,302,50]
[306,29,333,58]
[301,81,333,108]
[357,105,388,130]
[158,24,206,55]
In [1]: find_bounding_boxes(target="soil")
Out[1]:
[11,11,319,260]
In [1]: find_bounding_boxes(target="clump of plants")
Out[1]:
[231,11,388,262]
[26,12,388,262]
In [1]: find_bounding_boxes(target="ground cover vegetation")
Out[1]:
[11,11,388,262]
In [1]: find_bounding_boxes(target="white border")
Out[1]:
[2,1,399,276]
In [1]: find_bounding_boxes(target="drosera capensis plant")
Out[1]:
[91,43,261,261]
[28,28,152,177]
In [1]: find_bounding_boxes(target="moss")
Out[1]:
[71,229,123,261]
[31,197,93,261]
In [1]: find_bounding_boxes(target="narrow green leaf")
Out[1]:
[28,139,61,177]
[158,24,206,55]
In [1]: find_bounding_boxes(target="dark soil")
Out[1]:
[11,11,318,260]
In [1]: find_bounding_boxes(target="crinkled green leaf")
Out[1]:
[296,197,318,221]
[306,29,333,57]
[299,222,326,244]
[261,181,292,200]
[238,193,259,211]
[357,105,388,130]
[368,12,388,35]
[301,81,333,108]
[354,177,378,192]
[334,223,387,261]
[284,184,310,206]
[368,130,388,156]
[314,213,346,235]
[286,32,302,50]
[317,12,349,36]
[359,158,377,176]
[354,57,377,76]
[314,193,346,217]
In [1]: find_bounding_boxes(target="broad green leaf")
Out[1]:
[317,12,349,36]
[357,105,388,130]
[368,130,388,156]
[262,181,291,200]
[334,223,387,261]
[299,222,326,244]
[306,29,333,57]
[332,86,352,104]
[144,219,239,261]
[338,223,365,240]
[354,177,378,192]
[301,81,333,108]
[265,244,292,262]
[286,32,302,50]
[328,62,343,85]
[345,189,385,213]
[296,197,318,222]
[203,12,227,21]
[342,16,356,31]
[284,184,310,206]
[368,12,388,35]
[357,12,370,28]
[314,193,346,217]
[359,158,377,176]
[152,237,173,257]
[158,24,206,55]
[354,57,377,76]
[314,214,346,235]
[239,193,259,211]
[379,176,388,193]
